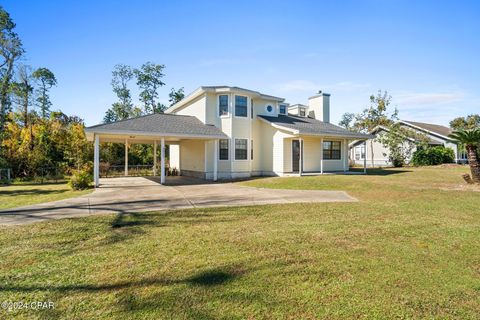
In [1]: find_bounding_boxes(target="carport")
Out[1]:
[85,113,227,187]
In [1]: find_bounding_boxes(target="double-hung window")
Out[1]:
[235,139,248,160]
[279,104,287,115]
[323,141,341,160]
[299,108,306,117]
[219,95,229,117]
[235,96,248,117]
[219,139,229,160]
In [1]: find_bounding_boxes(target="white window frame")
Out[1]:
[219,138,230,161]
[234,95,248,118]
[217,94,230,118]
[234,138,249,161]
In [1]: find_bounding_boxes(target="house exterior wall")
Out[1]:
[179,139,206,178]
[168,88,353,179]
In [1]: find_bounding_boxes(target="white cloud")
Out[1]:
[395,92,464,106]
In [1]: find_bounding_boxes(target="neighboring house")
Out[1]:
[350,120,468,167]
[86,86,371,186]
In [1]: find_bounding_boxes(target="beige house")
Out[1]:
[86,86,372,186]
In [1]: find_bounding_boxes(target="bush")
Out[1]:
[411,146,455,166]
[68,168,93,190]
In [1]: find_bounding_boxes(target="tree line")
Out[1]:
[0,6,182,180]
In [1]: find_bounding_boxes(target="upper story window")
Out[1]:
[251,99,254,119]
[235,95,248,117]
[218,95,229,117]
[279,104,287,115]
[299,108,306,117]
[323,141,341,160]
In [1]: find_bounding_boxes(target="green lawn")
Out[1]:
[0,182,92,210]
[1,166,479,319]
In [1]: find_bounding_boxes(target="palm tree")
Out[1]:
[449,129,480,183]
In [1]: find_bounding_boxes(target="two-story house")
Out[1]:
[86,86,372,186]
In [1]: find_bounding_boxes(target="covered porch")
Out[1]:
[284,135,369,176]
[85,113,227,187]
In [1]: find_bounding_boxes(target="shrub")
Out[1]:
[68,167,93,190]
[411,146,455,166]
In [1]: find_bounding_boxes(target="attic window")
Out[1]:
[299,108,306,117]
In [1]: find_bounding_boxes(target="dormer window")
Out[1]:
[279,104,287,115]
[299,108,306,117]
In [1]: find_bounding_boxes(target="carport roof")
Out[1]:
[258,114,374,139]
[85,113,227,140]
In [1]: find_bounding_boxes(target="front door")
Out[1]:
[292,140,300,172]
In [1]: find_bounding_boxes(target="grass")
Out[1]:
[0,166,479,319]
[0,182,92,210]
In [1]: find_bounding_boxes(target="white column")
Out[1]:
[299,137,303,176]
[204,141,208,175]
[124,139,128,176]
[213,139,218,181]
[363,140,367,174]
[160,138,165,184]
[153,141,157,176]
[94,134,100,187]
[320,138,324,174]
[343,139,348,172]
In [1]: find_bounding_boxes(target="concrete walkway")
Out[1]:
[0,177,356,226]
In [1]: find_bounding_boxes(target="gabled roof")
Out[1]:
[369,125,442,145]
[258,115,373,139]
[85,113,227,139]
[166,86,284,114]
[400,120,452,139]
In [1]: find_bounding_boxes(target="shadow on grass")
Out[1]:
[0,267,244,293]
[0,188,67,196]
[350,168,412,176]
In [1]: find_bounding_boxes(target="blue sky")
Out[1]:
[3,0,479,126]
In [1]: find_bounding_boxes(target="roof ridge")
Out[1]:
[87,112,195,129]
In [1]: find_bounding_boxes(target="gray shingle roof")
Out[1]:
[258,115,374,139]
[86,113,227,138]
[402,120,452,138]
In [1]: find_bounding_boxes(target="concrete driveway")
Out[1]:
[0,176,356,226]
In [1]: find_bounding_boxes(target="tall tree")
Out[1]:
[134,62,166,113]
[450,114,480,131]
[32,67,57,118]
[352,90,398,167]
[0,6,24,135]
[338,112,355,131]
[168,87,184,106]
[103,64,134,123]
[449,129,480,184]
[11,64,33,127]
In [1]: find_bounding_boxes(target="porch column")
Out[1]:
[320,138,324,174]
[363,140,367,174]
[213,139,218,181]
[94,134,100,187]
[299,137,303,176]
[153,141,157,176]
[343,139,347,172]
[124,139,128,176]
[160,138,165,184]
